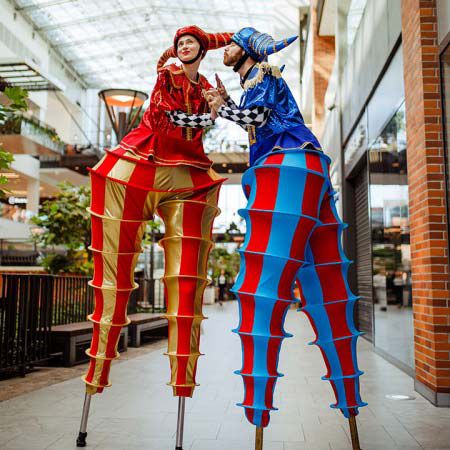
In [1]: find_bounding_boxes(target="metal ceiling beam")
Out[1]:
[55,25,167,48]
[38,5,271,32]
[65,43,159,64]
[11,0,88,89]
[16,0,73,12]
[78,60,233,78]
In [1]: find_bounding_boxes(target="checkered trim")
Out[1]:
[217,104,270,129]
[167,111,214,128]
[226,97,239,109]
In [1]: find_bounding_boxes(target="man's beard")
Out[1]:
[223,52,241,67]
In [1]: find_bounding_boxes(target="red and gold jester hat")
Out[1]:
[157,25,234,69]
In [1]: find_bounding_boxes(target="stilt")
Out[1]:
[175,397,186,450]
[348,416,361,450]
[76,393,92,447]
[255,426,263,450]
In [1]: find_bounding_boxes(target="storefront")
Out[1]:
[343,44,414,373]
[441,38,450,240]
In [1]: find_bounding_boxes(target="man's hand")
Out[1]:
[215,74,229,100]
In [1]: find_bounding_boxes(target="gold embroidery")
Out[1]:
[248,125,257,145]
[243,62,282,91]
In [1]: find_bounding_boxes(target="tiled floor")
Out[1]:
[1,301,449,450]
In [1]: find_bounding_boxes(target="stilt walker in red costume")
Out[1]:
[76,26,232,449]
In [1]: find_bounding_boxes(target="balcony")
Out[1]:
[0,115,65,156]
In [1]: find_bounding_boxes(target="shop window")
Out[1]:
[441,43,450,242]
[368,102,413,370]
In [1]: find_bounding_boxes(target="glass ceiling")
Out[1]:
[14,0,307,93]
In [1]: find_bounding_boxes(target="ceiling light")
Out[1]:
[99,89,149,141]
[385,394,416,401]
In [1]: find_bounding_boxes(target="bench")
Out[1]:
[128,313,168,347]
[51,322,128,367]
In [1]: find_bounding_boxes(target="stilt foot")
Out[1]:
[76,431,87,447]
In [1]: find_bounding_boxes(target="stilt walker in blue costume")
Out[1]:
[205,27,366,450]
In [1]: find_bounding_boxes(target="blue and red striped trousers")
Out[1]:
[233,149,366,428]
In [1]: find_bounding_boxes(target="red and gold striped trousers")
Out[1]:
[82,147,224,397]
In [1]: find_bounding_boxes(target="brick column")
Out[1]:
[401,0,450,406]
[311,2,335,139]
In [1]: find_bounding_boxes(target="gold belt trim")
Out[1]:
[82,376,112,389]
[164,314,207,320]
[88,246,143,256]
[158,235,214,246]
[87,207,147,223]
[161,274,212,285]
[164,352,203,357]
[87,314,131,327]
[159,199,221,215]
[88,280,139,291]
[85,348,120,361]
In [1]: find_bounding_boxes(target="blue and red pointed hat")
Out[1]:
[231,27,298,62]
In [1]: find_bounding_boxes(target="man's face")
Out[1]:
[223,42,244,66]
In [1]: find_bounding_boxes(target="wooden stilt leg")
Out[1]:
[348,416,361,450]
[255,426,263,450]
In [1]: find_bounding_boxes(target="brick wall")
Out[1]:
[311,3,335,139]
[401,0,450,405]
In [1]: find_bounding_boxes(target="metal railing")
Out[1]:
[0,239,39,266]
[51,275,94,326]
[0,273,166,376]
[0,115,65,154]
[0,274,53,376]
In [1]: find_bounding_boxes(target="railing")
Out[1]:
[0,273,166,376]
[51,275,94,326]
[0,239,39,266]
[128,276,166,314]
[20,119,65,154]
[0,115,65,154]
[0,274,53,376]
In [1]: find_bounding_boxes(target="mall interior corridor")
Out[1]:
[0,302,449,450]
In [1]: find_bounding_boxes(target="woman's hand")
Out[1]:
[209,94,225,112]
[202,89,225,114]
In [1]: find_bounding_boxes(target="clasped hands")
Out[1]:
[202,74,228,121]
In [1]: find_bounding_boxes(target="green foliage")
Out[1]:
[208,246,240,281]
[32,182,91,249]
[143,218,162,245]
[2,87,28,112]
[0,149,14,199]
[223,220,242,242]
[32,182,92,274]
[40,253,71,274]
[0,86,29,198]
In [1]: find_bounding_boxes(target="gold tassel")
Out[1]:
[243,62,282,91]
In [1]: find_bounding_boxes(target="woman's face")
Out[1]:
[177,34,202,62]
